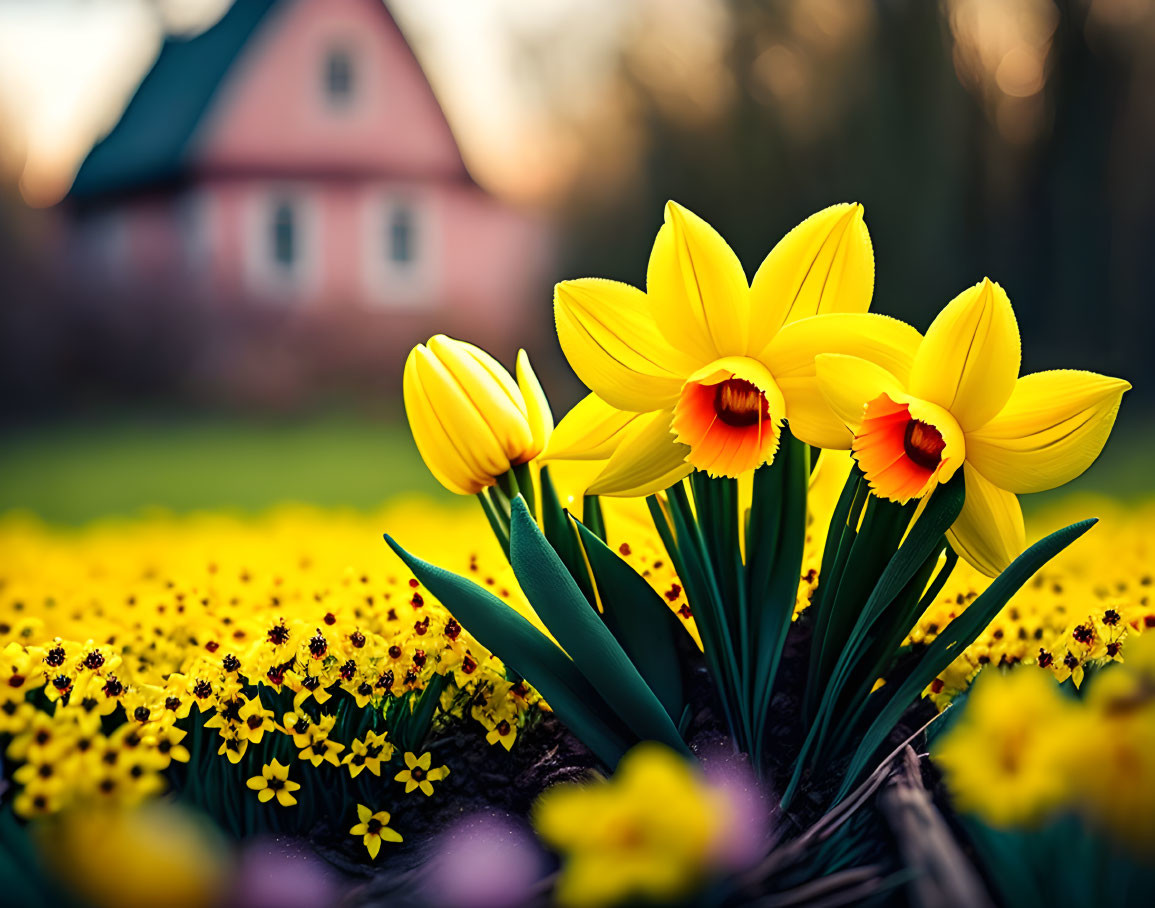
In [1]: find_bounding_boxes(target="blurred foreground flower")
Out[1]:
[935,635,1155,851]
[817,278,1129,574]
[933,666,1075,826]
[533,743,735,908]
[404,335,553,495]
[39,802,229,908]
[423,813,546,908]
[550,201,922,494]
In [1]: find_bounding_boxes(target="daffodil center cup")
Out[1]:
[713,378,770,428]
[903,420,947,470]
[852,393,964,503]
[672,356,787,478]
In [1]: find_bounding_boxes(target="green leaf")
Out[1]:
[384,533,633,767]
[810,478,964,760]
[509,497,689,755]
[538,466,596,605]
[748,435,809,761]
[572,516,685,722]
[396,670,449,752]
[835,517,1098,799]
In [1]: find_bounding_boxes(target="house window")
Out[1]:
[388,203,415,266]
[324,48,354,106]
[272,201,296,268]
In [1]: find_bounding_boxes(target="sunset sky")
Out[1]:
[0,0,629,206]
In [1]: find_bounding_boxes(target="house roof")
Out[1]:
[68,0,468,202]
[69,0,283,201]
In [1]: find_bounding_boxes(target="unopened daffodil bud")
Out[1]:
[403,335,553,495]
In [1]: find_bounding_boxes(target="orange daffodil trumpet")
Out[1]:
[403,335,553,495]
[816,278,1130,576]
[548,201,923,496]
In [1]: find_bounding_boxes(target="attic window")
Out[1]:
[324,47,354,106]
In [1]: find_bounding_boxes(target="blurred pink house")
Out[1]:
[61,0,551,381]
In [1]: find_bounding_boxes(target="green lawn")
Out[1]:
[0,410,1149,525]
[0,413,449,524]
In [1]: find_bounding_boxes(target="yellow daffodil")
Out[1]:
[404,335,553,495]
[394,750,449,796]
[350,804,402,859]
[815,278,1129,574]
[245,759,301,807]
[548,201,921,494]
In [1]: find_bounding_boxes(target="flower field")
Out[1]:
[3,199,1153,907]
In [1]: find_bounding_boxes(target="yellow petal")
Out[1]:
[428,335,534,460]
[908,279,1021,432]
[748,203,874,352]
[258,789,274,803]
[245,778,266,791]
[403,349,489,494]
[516,349,554,459]
[544,394,639,462]
[647,201,750,361]
[367,836,381,860]
[587,409,694,498]
[555,278,690,411]
[965,370,1130,494]
[813,354,906,437]
[946,465,1025,577]
[765,312,922,449]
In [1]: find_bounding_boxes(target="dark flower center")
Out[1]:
[713,379,768,428]
[903,420,946,470]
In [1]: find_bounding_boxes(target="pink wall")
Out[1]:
[193,0,464,179]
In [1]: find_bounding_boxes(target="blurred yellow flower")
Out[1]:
[404,334,553,494]
[933,666,1076,827]
[41,803,228,908]
[533,743,729,908]
[245,759,301,807]
[350,803,402,859]
[548,200,920,493]
[817,278,1129,574]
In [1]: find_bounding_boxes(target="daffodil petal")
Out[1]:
[814,354,906,439]
[647,201,750,361]
[555,278,689,411]
[909,279,1021,432]
[544,394,639,462]
[587,409,693,498]
[429,335,534,458]
[747,203,874,352]
[516,349,553,458]
[403,350,490,494]
[765,312,922,449]
[966,370,1130,494]
[946,465,1026,577]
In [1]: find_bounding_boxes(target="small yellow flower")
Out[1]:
[394,751,449,796]
[343,731,394,778]
[349,804,402,859]
[245,759,301,807]
[236,695,275,744]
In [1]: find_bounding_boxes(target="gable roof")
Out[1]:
[68,0,467,202]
